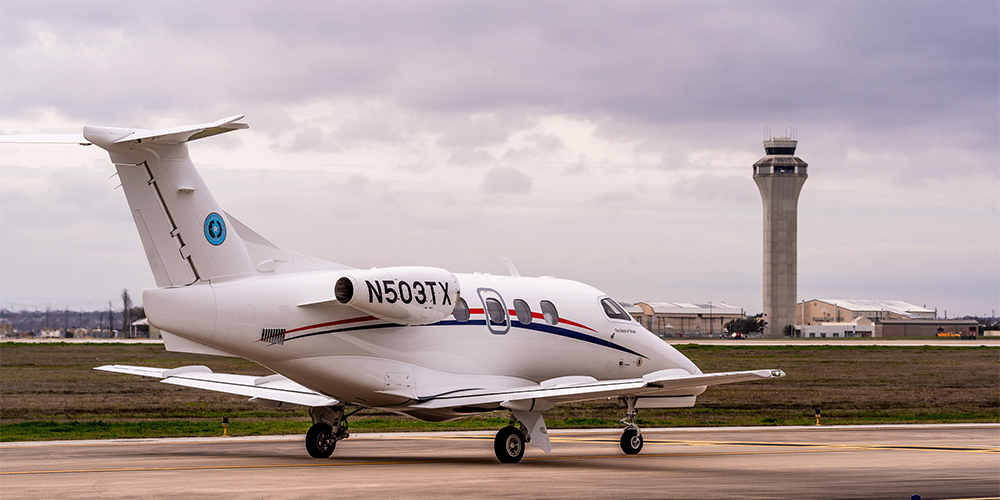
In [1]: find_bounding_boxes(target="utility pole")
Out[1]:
[708,301,714,336]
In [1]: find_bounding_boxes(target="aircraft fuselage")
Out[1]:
[146,270,702,420]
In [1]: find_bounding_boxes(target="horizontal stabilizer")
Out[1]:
[110,114,248,145]
[95,364,339,407]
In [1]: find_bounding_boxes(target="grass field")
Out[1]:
[1,343,997,441]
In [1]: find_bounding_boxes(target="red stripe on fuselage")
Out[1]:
[557,318,596,332]
[466,308,597,333]
[285,315,378,334]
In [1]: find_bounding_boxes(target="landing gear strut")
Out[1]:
[306,406,350,458]
[494,415,527,463]
[619,396,643,455]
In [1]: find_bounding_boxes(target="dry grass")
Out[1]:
[1,343,997,440]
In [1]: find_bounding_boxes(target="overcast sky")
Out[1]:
[1,1,997,318]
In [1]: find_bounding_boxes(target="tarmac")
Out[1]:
[2,424,997,499]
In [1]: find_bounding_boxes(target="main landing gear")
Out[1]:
[494,415,528,463]
[494,425,526,463]
[619,396,643,455]
[306,406,351,458]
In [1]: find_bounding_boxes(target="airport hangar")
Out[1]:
[623,298,980,338]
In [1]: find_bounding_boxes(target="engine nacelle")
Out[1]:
[334,266,460,326]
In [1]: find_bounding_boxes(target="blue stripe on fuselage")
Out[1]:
[284,319,647,358]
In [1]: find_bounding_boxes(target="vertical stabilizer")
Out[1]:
[84,116,254,287]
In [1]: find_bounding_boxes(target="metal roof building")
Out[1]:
[625,302,744,336]
[797,299,935,325]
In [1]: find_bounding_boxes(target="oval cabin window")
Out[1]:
[540,300,559,326]
[513,299,532,325]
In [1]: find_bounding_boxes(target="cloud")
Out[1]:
[0,1,996,315]
[448,149,498,167]
[481,166,532,194]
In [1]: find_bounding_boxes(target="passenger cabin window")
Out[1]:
[540,300,559,325]
[453,297,470,322]
[601,298,632,321]
[513,299,532,325]
[485,298,506,326]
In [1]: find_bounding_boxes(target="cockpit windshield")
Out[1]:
[601,297,632,321]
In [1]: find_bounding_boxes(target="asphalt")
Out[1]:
[2,424,997,499]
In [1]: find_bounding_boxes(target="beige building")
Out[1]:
[792,299,960,338]
[626,302,744,336]
[797,299,934,325]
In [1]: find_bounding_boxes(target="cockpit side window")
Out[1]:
[540,300,559,325]
[601,297,632,321]
[513,299,532,325]
[453,297,470,322]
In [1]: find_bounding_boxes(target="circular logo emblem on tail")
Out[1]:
[204,212,226,245]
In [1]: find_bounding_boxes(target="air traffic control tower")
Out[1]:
[753,137,807,337]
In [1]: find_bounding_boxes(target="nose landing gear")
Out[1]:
[619,396,643,455]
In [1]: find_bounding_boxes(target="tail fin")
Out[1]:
[83,116,254,286]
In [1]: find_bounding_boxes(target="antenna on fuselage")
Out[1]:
[502,257,521,277]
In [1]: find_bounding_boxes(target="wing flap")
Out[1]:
[95,364,339,407]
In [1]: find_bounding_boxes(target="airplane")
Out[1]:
[2,115,784,463]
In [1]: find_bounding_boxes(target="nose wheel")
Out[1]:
[619,396,643,455]
[620,428,643,454]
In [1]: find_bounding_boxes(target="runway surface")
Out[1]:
[3,424,998,499]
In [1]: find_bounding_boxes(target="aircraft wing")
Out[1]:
[94,365,339,407]
[411,368,785,410]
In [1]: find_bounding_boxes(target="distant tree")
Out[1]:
[783,324,794,337]
[726,314,767,334]
[130,306,145,320]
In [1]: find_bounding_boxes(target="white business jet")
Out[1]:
[3,116,783,463]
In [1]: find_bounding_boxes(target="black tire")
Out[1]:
[306,423,336,458]
[494,426,526,463]
[620,428,643,455]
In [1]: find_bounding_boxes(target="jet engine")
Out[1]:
[334,266,460,326]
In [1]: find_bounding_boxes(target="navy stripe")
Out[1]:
[286,323,392,341]
[285,318,646,358]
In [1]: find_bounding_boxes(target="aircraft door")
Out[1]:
[477,288,510,335]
